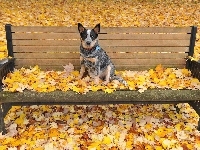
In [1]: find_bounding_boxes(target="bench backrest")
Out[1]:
[5,24,197,70]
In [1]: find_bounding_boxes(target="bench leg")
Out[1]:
[188,101,200,131]
[0,104,6,134]
[0,103,12,134]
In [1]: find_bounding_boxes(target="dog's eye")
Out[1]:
[82,35,87,39]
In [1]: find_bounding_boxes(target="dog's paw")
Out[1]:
[102,81,109,85]
[94,77,99,85]
[77,75,83,80]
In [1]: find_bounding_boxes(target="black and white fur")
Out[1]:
[78,23,127,85]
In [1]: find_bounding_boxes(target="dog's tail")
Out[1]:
[111,75,127,86]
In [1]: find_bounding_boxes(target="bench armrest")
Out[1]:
[0,58,15,89]
[188,60,200,80]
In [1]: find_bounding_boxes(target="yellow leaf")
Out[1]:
[158,79,167,87]
[162,139,177,149]
[145,144,154,150]
[71,71,80,77]
[154,127,167,138]
[155,64,164,73]
[126,140,133,148]
[104,88,115,94]
[102,136,112,144]
[72,86,81,93]
[168,73,176,79]
[15,117,24,125]
[49,128,60,137]
[181,68,191,76]
[114,132,120,140]
[155,146,163,150]
[145,123,152,130]
[88,141,101,150]
[127,81,136,90]
[34,147,44,150]
[0,146,7,150]
[91,85,100,92]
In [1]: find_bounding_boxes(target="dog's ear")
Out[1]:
[78,23,85,33]
[93,23,100,34]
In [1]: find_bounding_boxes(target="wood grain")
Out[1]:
[13,39,190,46]
[15,58,186,67]
[11,26,192,33]
[12,33,191,40]
[14,52,187,59]
[13,46,189,53]
[14,64,187,71]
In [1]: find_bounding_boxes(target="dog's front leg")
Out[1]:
[78,56,85,79]
[102,65,111,85]
[94,58,100,85]
[94,68,100,85]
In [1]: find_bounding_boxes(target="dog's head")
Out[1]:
[78,23,100,50]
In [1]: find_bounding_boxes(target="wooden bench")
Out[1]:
[0,24,200,134]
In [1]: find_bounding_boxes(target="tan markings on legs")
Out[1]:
[84,57,97,63]
[94,76,100,85]
[78,65,85,79]
[102,65,111,85]
[78,56,85,79]
[80,56,84,61]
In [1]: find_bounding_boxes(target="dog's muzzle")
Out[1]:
[86,41,91,45]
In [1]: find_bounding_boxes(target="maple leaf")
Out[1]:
[0,146,7,150]
[181,68,191,77]
[44,142,55,150]
[138,87,147,93]
[91,85,101,92]
[154,127,168,138]
[104,88,115,94]
[155,64,164,77]
[16,83,27,92]
[127,81,136,90]
[102,136,112,144]
[7,123,18,137]
[162,139,177,149]
[63,63,74,77]
[49,128,60,137]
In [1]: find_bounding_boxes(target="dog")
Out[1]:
[78,23,127,86]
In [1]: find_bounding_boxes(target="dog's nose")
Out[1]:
[86,41,91,45]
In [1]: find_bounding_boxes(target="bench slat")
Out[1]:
[13,46,190,53]
[101,27,192,33]
[14,52,187,59]
[14,64,186,71]
[11,26,77,33]
[11,26,192,33]
[12,40,190,47]
[12,33,191,40]
[15,58,186,66]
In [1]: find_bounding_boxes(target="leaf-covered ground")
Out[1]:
[0,0,200,149]
[0,104,200,150]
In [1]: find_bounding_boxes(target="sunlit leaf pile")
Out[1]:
[0,104,200,150]
[2,64,200,94]
[0,0,200,149]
